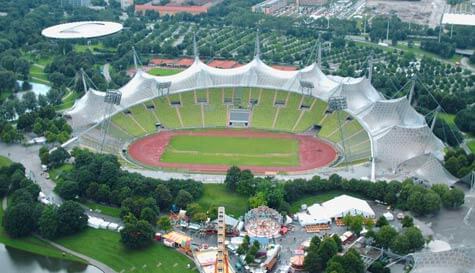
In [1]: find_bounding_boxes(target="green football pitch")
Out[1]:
[160,135,299,167]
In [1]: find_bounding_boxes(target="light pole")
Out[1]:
[328,96,351,170]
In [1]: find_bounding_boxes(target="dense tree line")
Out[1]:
[54,148,203,226]
[444,148,474,179]
[225,167,465,217]
[420,40,456,59]
[303,235,364,273]
[1,163,87,239]
[455,105,475,135]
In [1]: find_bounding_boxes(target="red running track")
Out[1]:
[127,129,337,174]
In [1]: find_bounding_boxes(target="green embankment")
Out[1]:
[160,134,299,166]
[56,228,195,273]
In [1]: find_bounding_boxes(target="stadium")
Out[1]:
[64,38,456,185]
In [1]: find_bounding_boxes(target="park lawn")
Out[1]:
[55,91,78,111]
[197,184,248,217]
[0,155,12,167]
[48,164,73,184]
[438,113,456,125]
[468,140,475,154]
[56,228,195,273]
[82,200,121,218]
[0,198,82,263]
[289,190,365,213]
[148,67,183,76]
[160,135,299,166]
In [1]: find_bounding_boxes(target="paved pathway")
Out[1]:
[2,197,7,210]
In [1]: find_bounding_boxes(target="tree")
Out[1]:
[174,190,193,209]
[56,180,80,200]
[2,202,36,237]
[441,188,465,209]
[375,216,389,227]
[374,225,398,249]
[48,147,70,167]
[318,237,339,266]
[343,214,364,235]
[140,207,157,226]
[22,92,37,110]
[401,215,414,228]
[224,166,240,192]
[57,201,88,236]
[155,184,172,210]
[120,220,154,249]
[38,205,59,239]
[157,216,171,231]
[368,261,390,273]
[249,191,267,208]
[303,249,323,273]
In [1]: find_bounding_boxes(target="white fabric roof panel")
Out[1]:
[399,154,458,186]
[373,125,445,170]
[66,56,449,181]
[42,21,123,39]
[358,97,426,135]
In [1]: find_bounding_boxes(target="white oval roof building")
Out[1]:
[41,21,123,39]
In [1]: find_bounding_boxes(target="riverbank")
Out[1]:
[56,228,195,273]
[0,197,83,263]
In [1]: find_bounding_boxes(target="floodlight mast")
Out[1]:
[299,80,314,96]
[99,90,122,153]
[157,81,172,97]
[328,96,351,170]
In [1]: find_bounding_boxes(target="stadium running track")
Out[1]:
[127,129,337,174]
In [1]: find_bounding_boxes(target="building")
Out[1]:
[120,0,134,10]
[63,0,90,7]
[135,3,209,16]
[296,0,326,7]
[252,0,288,14]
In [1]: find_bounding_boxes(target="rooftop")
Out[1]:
[41,21,123,39]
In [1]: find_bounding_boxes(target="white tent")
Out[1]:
[297,204,331,226]
[322,195,375,219]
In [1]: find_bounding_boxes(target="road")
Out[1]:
[0,143,61,204]
[460,57,475,73]
[102,63,111,83]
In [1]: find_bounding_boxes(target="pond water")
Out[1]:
[16,80,51,98]
[0,243,103,273]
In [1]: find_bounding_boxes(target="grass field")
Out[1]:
[197,184,248,217]
[160,134,299,166]
[82,200,121,218]
[56,228,195,273]
[148,67,183,76]
[48,164,73,184]
[0,155,12,167]
[468,140,475,154]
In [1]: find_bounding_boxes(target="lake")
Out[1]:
[0,243,103,273]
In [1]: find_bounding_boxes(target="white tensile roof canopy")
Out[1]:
[42,21,123,39]
[65,49,455,185]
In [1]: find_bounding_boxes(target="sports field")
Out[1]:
[161,134,299,166]
[128,129,337,173]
